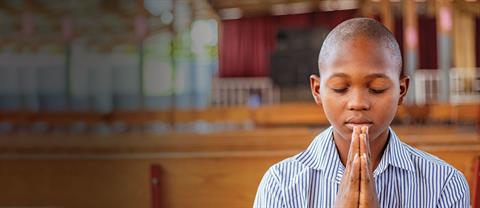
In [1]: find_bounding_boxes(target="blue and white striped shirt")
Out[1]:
[254,126,470,207]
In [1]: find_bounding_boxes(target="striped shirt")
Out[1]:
[254,126,470,208]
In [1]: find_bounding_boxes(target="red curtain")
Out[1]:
[393,15,438,70]
[219,10,358,77]
[476,17,480,67]
[418,15,438,69]
[219,17,275,77]
[219,10,443,77]
[394,16,405,70]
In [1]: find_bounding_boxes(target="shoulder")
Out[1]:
[401,143,469,189]
[254,154,312,207]
[401,143,473,206]
[264,153,313,183]
[390,139,470,205]
[263,127,334,181]
[403,143,458,171]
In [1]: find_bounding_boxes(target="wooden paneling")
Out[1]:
[253,103,328,127]
[0,126,478,207]
[0,103,479,131]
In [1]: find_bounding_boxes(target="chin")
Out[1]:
[332,125,352,141]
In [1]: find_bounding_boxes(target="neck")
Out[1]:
[333,128,390,170]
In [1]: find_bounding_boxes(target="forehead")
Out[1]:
[320,38,399,79]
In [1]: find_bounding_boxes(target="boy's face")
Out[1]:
[310,37,409,143]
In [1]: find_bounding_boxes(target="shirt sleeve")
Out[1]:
[253,166,285,208]
[436,170,470,208]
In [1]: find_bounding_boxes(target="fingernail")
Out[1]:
[354,153,358,160]
[362,153,366,159]
[362,126,368,134]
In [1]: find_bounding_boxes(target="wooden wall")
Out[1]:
[0,126,478,208]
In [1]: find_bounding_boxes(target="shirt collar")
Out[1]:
[295,126,344,183]
[295,126,415,183]
[375,126,416,175]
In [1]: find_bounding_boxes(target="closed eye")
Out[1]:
[332,88,348,93]
[369,88,386,94]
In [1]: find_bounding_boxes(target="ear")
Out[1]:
[310,74,322,105]
[398,76,410,105]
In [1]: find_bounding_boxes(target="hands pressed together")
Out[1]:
[334,126,380,208]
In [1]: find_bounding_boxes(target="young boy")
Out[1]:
[254,18,470,208]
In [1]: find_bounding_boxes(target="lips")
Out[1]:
[344,117,373,130]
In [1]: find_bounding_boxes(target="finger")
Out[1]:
[360,126,371,159]
[360,153,366,181]
[365,127,371,157]
[360,153,372,194]
[349,153,360,190]
[359,154,369,207]
[346,129,359,174]
[349,154,361,207]
[347,126,361,164]
[359,133,367,159]
[361,125,368,135]
[359,134,371,160]
[360,134,372,165]
[363,153,378,196]
[360,153,365,190]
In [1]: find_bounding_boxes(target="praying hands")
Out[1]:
[334,126,380,208]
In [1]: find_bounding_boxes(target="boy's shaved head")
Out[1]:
[318,18,403,77]
[310,18,410,168]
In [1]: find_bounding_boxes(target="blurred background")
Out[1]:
[0,0,479,207]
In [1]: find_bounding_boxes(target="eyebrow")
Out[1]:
[365,73,389,79]
[328,73,349,79]
[328,73,389,79]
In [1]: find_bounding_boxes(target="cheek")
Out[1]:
[373,95,399,120]
[375,94,397,106]
[320,92,346,123]
[320,89,342,107]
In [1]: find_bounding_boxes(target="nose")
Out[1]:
[347,89,370,111]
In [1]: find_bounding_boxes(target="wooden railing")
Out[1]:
[211,77,278,107]
[392,68,480,105]
[0,102,478,133]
